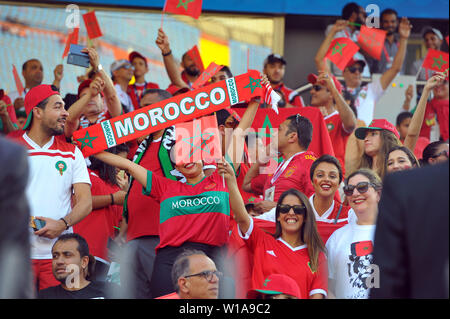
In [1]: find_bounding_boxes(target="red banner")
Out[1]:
[164,0,203,19]
[62,27,79,59]
[73,70,264,157]
[233,107,335,158]
[186,45,205,73]
[192,62,223,89]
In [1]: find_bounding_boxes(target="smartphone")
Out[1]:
[30,217,46,231]
[67,44,90,68]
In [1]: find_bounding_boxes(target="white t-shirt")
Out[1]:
[347,77,385,125]
[325,222,376,299]
[114,83,134,114]
[21,133,91,259]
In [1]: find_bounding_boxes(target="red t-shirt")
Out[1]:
[125,139,163,241]
[127,82,160,110]
[240,219,328,298]
[323,111,351,176]
[273,83,305,107]
[73,169,121,261]
[419,99,449,140]
[257,151,317,202]
[144,170,230,251]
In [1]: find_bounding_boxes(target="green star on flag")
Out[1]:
[76,131,98,150]
[331,42,347,56]
[244,76,262,94]
[176,0,195,11]
[432,55,447,70]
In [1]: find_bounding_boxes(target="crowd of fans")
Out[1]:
[0,2,448,300]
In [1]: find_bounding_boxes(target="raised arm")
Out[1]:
[379,17,411,90]
[52,64,64,90]
[404,73,446,151]
[217,158,251,234]
[155,28,189,89]
[315,20,349,72]
[83,47,122,118]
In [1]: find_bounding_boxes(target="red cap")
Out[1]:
[77,79,104,99]
[247,274,302,299]
[307,73,343,94]
[129,51,148,66]
[355,119,400,140]
[23,84,60,130]
[245,196,263,207]
[344,58,366,70]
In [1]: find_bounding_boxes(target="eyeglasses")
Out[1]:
[184,270,222,282]
[343,181,377,197]
[431,150,449,158]
[347,66,363,74]
[277,204,307,215]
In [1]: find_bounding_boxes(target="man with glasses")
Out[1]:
[157,249,221,299]
[316,18,411,125]
[111,59,135,114]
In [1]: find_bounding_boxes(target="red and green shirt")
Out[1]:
[143,170,230,251]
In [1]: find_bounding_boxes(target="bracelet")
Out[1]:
[110,193,115,205]
[60,218,69,230]
[162,50,172,57]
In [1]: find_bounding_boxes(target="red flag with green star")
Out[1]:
[422,49,449,73]
[174,115,222,165]
[325,37,360,71]
[358,25,386,60]
[163,0,203,19]
[82,11,103,39]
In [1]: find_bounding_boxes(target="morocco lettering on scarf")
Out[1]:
[73,70,264,157]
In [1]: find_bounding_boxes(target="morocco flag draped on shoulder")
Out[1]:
[73,70,264,157]
[326,37,360,71]
[163,0,203,19]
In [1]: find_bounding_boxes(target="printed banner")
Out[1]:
[73,70,263,157]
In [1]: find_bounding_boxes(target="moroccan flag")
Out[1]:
[422,49,449,73]
[174,115,222,165]
[358,25,386,60]
[192,62,223,89]
[325,37,360,71]
[186,45,205,73]
[351,241,373,257]
[83,11,103,39]
[163,0,203,19]
[62,27,79,59]
[12,64,24,94]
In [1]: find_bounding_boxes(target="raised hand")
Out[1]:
[398,17,412,39]
[155,28,171,55]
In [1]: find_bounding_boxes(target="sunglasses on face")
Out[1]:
[312,85,324,92]
[184,270,222,282]
[343,181,377,197]
[347,66,363,74]
[277,204,307,215]
[431,150,449,158]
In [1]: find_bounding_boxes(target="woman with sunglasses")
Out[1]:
[218,160,327,299]
[386,145,420,174]
[326,168,382,299]
[309,155,351,244]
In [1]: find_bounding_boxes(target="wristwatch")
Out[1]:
[96,64,103,72]
[59,218,70,230]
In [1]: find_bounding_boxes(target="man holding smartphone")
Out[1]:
[8,84,92,291]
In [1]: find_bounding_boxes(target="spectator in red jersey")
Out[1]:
[220,158,327,299]
[354,119,402,180]
[9,59,63,112]
[156,249,221,299]
[0,91,18,134]
[247,274,302,299]
[308,71,356,174]
[242,114,316,214]
[326,168,382,299]
[422,141,449,165]
[73,144,129,282]
[65,48,122,138]
[127,51,160,110]
[395,112,429,160]
[262,54,305,108]
[385,145,420,175]
[309,155,351,244]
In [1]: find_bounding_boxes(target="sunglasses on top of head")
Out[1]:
[277,204,307,215]
[343,181,377,197]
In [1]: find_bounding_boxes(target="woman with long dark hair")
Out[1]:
[385,145,420,174]
[218,160,327,299]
